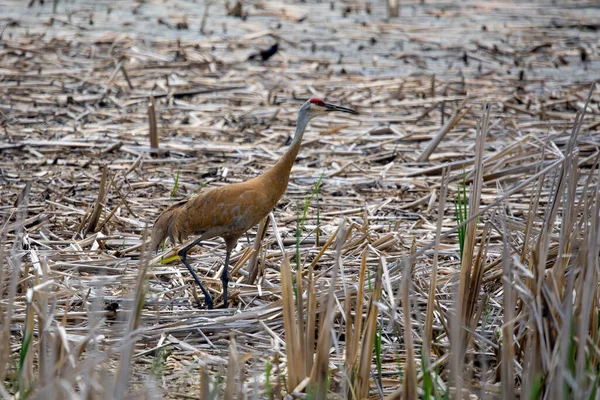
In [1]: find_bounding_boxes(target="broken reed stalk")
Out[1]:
[120,62,134,90]
[532,85,599,398]
[424,166,449,368]
[526,89,593,393]
[500,212,515,399]
[452,105,489,396]
[344,248,368,398]
[1,184,31,383]
[19,288,35,395]
[34,255,50,390]
[0,237,7,382]
[112,227,151,400]
[418,98,470,162]
[200,367,210,399]
[355,257,382,399]
[200,1,212,34]
[401,257,417,398]
[281,256,303,391]
[387,0,399,18]
[223,336,238,400]
[305,262,317,377]
[520,150,545,266]
[0,250,16,384]
[309,219,347,397]
[106,60,124,88]
[244,217,269,284]
[83,164,109,236]
[403,156,564,266]
[343,289,353,398]
[148,94,159,154]
[295,261,307,380]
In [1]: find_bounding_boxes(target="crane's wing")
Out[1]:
[150,181,281,251]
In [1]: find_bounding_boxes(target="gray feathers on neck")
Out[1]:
[291,104,312,146]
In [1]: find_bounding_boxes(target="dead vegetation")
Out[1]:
[1,0,600,398]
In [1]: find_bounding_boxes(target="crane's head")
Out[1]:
[301,98,358,120]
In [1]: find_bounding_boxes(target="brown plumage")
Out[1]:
[150,157,293,252]
[151,98,358,309]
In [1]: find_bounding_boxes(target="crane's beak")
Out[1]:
[323,102,359,115]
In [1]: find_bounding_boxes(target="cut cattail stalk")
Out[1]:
[84,164,109,236]
[387,0,399,17]
[148,94,159,155]
[418,98,470,162]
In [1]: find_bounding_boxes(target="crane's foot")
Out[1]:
[205,297,214,310]
[191,287,214,309]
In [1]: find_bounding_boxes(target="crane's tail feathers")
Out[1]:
[150,201,186,252]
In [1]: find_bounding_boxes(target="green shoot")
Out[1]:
[307,384,316,400]
[295,214,302,272]
[585,317,600,397]
[395,350,403,398]
[374,320,383,388]
[300,172,325,230]
[194,180,210,193]
[17,329,33,394]
[295,172,325,270]
[443,386,450,400]
[306,368,330,400]
[528,374,543,400]
[150,347,170,378]
[265,359,273,400]
[421,352,434,399]
[589,369,600,400]
[480,295,491,331]
[454,170,468,261]
[170,170,180,199]
[315,176,321,247]
[566,323,576,399]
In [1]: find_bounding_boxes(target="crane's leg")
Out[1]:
[221,238,239,309]
[178,238,214,309]
[220,249,231,308]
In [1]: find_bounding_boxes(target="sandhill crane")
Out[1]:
[150,98,358,309]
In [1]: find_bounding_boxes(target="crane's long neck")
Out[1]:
[259,111,310,201]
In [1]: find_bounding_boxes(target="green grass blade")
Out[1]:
[528,374,543,400]
[296,213,301,271]
[265,359,273,400]
[17,331,32,383]
[455,169,468,260]
[421,352,433,399]
[170,170,180,199]
[375,321,382,388]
